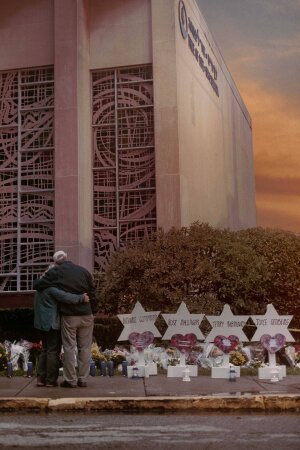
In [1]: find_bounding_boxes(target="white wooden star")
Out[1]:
[251,303,294,342]
[161,302,205,340]
[205,304,249,342]
[117,301,161,341]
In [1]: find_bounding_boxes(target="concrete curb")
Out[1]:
[0,395,299,413]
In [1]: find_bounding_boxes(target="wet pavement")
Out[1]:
[0,373,300,399]
[0,373,299,412]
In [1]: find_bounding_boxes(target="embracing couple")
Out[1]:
[33,251,97,388]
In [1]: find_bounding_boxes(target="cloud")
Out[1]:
[237,80,300,177]
[239,82,300,232]
[262,0,300,14]
[197,0,300,232]
[198,0,300,101]
[266,34,300,57]
[256,175,300,197]
[228,36,300,104]
[256,194,300,232]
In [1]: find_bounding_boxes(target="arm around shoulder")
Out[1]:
[33,267,58,291]
[47,287,87,304]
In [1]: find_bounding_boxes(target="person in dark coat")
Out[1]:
[33,251,97,388]
[34,287,89,387]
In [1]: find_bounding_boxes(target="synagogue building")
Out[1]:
[0,0,256,306]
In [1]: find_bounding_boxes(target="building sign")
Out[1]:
[178,0,219,97]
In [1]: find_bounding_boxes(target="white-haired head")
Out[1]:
[53,250,68,265]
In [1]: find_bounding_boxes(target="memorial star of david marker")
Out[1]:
[205,304,249,343]
[162,302,205,368]
[205,304,249,369]
[117,301,161,342]
[251,304,294,373]
[250,303,294,342]
[117,301,161,368]
[161,302,205,341]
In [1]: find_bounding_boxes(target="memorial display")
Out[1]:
[162,302,204,377]
[2,302,296,385]
[117,302,161,377]
[251,304,294,380]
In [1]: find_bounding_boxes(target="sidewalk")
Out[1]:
[0,374,300,413]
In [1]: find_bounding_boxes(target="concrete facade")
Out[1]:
[0,0,255,301]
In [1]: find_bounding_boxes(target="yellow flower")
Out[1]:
[229,351,247,366]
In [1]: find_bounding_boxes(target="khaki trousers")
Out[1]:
[61,315,94,384]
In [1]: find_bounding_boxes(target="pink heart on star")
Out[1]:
[260,334,286,354]
[171,333,197,353]
[128,331,154,351]
[214,335,239,354]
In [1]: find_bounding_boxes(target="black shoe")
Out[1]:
[77,380,87,387]
[60,380,77,388]
[45,382,58,387]
[36,378,46,387]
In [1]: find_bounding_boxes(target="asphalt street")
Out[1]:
[0,412,299,449]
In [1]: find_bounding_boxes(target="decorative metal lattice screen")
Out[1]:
[0,66,54,291]
[92,65,156,271]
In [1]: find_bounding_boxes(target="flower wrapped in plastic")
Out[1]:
[4,340,31,371]
[287,344,300,367]
[242,343,266,368]
[197,343,223,368]
[91,343,107,366]
[29,341,43,364]
[150,346,169,369]
[229,350,248,366]
[144,345,154,364]
[186,351,199,365]
[104,347,129,367]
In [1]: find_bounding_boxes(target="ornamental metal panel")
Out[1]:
[0,66,54,292]
[92,65,156,272]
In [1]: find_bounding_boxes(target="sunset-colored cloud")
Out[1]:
[239,81,300,177]
[239,80,300,232]
[197,0,300,232]
[257,194,300,232]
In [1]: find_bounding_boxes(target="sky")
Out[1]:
[197,0,300,233]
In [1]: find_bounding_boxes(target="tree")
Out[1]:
[236,227,300,330]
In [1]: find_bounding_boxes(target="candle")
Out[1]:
[90,361,96,377]
[121,361,128,377]
[132,366,139,379]
[100,361,107,376]
[108,360,114,377]
[229,367,236,382]
[27,361,33,377]
[7,362,13,378]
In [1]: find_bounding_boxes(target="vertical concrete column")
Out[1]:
[151,0,181,230]
[54,0,93,270]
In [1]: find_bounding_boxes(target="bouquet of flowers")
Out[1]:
[4,340,31,371]
[104,347,128,367]
[91,343,107,366]
[285,344,300,367]
[242,344,266,368]
[197,343,224,368]
[229,350,248,366]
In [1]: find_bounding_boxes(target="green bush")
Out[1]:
[237,228,300,316]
